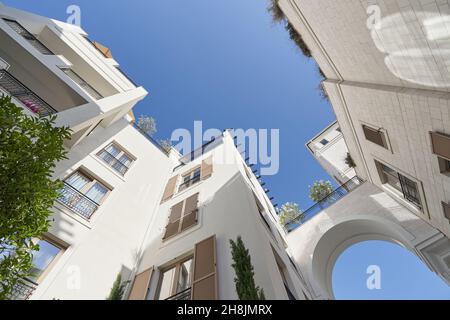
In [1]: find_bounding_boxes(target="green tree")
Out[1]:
[229,236,265,300]
[309,180,334,203]
[278,202,304,226]
[0,95,70,299]
[106,273,125,300]
[137,115,156,136]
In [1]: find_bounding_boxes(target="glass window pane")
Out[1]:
[28,240,61,282]
[65,172,91,191]
[158,267,176,300]
[176,259,193,293]
[85,182,108,203]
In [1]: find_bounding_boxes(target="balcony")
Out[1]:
[285,176,364,233]
[165,287,191,300]
[0,69,57,116]
[9,278,37,300]
[57,182,99,220]
[3,18,54,55]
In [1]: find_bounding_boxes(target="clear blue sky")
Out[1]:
[5,0,449,299]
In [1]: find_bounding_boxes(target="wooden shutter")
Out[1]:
[128,267,153,300]
[161,175,178,203]
[431,132,450,160]
[201,156,213,180]
[362,125,387,148]
[443,202,450,220]
[163,193,199,240]
[192,235,217,300]
[181,193,199,231]
[163,201,184,240]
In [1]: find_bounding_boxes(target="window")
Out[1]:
[320,139,329,145]
[9,236,66,300]
[58,170,110,219]
[97,143,134,176]
[377,161,422,209]
[430,132,450,175]
[60,68,103,100]
[163,193,199,240]
[178,168,201,192]
[28,238,65,283]
[443,202,450,221]
[362,125,388,149]
[3,18,53,55]
[438,158,450,174]
[157,257,193,300]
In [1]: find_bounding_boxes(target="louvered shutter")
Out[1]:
[128,267,153,300]
[192,235,217,300]
[431,132,450,160]
[201,156,213,180]
[161,175,178,203]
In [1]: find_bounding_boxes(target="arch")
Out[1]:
[309,215,419,299]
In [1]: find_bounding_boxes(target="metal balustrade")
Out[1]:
[3,18,54,55]
[165,287,191,300]
[285,176,364,233]
[0,70,57,116]
[9,278,37,300]
[57,182,100,220]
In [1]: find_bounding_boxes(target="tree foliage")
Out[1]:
[106,273,125,300]
[278,202,303,226]
[309,180,334,203]
[267,0,285,23]
[229,236,265,300]
[0,95,70,299]
[137,115,156,137]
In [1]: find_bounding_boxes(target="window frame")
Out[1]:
[96,142,135,176]
[361,123,390,150]
[155,255,194,300]
[27,234,67,285]
[63,169,111,205]
[178,166,201,192]
[375,160,425,212]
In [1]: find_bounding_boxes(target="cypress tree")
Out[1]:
[229,236,265,300]
[106,273,125,300]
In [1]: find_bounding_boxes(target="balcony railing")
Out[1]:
[3,18,54,55]
[0,70,57,116]
[57,182,100,220]
[97,149,131,176]
[165,287,191,300]
[285,176,364,233]
[9,278,37,300]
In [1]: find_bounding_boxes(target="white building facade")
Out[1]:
[0,4,310,300]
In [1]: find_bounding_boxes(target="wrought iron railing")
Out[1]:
[3,18,54,55]
[0,70,57,116]
[165,287,191,300]
[9,278,37,300]
[57,182,100,220]
[178,175,201,192]
[97,149,131,176]
[284,176,364,233]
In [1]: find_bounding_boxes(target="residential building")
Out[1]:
[277,0,450,299]
[0,4,309,300]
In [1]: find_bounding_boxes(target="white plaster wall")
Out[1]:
[137,134,309,300]
[32,119,176,300]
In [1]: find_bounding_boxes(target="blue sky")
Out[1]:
[5,0,449,299]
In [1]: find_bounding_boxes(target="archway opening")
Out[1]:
[332,240,450,299]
